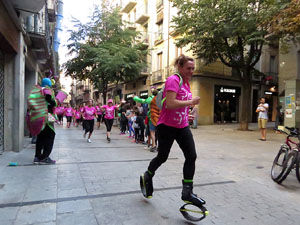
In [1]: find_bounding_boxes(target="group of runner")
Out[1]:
[56,99,119,143]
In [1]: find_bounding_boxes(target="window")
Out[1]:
[175,46,182,58]
[269,55,277,74]
[157,52,163,70]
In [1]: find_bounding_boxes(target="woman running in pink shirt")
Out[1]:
[96,103,103,129]
[102,99,119,142]
[83,100,97,143]
[64,103,73,128]
[140,55,206,209]
[74,107,81,127]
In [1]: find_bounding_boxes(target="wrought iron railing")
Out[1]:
[152,69,164,83]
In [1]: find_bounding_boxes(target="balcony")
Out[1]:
[264,72,279,85]
[156,0,164,12]
[11,0,45,12]
[121,0,137,14]
[154,32,163,45]
[141,66,150,76]
[156,10,163,24]
[137,32,149,49]
[21,6,52,69]
[152,69,164,84]
[47,0,56,22]
[125,21,137,30]
[135,6,150,25]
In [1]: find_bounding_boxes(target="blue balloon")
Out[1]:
[41,78,52,87]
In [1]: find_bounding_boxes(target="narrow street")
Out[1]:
[0,123,299,225]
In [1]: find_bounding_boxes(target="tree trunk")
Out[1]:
[239,72,252,131]
[102,90,107,104]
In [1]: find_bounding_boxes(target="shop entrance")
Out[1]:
[214,85,241,123]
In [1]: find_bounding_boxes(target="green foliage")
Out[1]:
[171,0,283,80]
[63,6,147,102]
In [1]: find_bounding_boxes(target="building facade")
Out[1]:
[71,0,279,126]
[0,0,59,152]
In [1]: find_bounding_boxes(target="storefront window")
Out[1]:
[214,85,241,123]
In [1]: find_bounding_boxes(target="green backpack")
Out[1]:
[156,73,183,110]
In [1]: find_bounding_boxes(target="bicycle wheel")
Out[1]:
[295,151,300,183]
[271,145,290,182]
[276,150,298,184]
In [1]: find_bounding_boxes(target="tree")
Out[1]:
[64,6,147,104]
[171,0,284,130]
[270,0,300,50]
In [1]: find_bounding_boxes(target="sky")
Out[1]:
[58,0,101,93]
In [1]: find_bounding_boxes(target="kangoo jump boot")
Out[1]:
[181,180,206,207]
[140,171,154,199]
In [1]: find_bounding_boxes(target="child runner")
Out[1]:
[96,103,103,129]
[140,55,205,208]
[64,103,73,128]
[102,99,119,142]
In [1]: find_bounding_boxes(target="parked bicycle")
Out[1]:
[271,126,300,184]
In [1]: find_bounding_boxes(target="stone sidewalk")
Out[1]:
[0,123,299,225]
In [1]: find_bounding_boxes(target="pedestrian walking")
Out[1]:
[256,97,269,141]
[140,55,206,208]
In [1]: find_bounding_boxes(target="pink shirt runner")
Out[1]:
[65,107,73,117]
[56,106,64,115]
[96,106,103,115]
[102,105,118,119]
[75,111,81,120]
[157,74,192,128]
[83,106,96,120]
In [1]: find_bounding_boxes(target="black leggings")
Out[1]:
[35,124,56,160]
[120,119,127,133]
[85,119,94,133]
[104,118,114,132]
[148,124,197,180]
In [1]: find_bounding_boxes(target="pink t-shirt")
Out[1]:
[56,106,64,115]
[75,111,81,119]
[96,106,103,115]
[80,107,85,113]
[65,107,73,117]
[157,75,192,128]
[102,105,118,119]
[83,106,96,120]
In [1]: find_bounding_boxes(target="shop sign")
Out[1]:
[140,91,148,97]
[125,93,135,99]
[220,87,236,93]
[265,91,273,95]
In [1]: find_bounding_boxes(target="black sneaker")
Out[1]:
[150,146,157,152]
[40,157,56,164]
[33,157,40,165]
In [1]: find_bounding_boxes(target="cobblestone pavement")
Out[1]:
[0,122,299,225]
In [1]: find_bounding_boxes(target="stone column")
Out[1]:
[284,79,300,128]
[12,33,25,152]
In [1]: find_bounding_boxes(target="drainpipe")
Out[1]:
[54,0,64,52]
